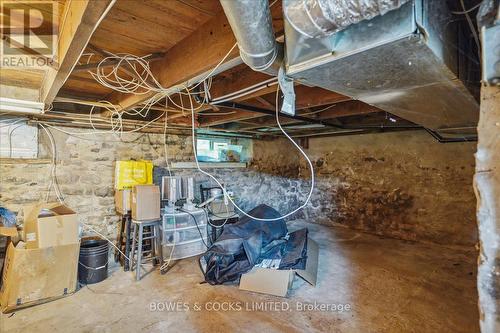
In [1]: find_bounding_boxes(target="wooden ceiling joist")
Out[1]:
[214,101,382,131]
[199,110,263,127]
[198,87,352,127]
[41,0,116,105]
[208,64,276,101]
[109,11,240,111]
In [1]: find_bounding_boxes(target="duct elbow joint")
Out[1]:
[220,0,283,75]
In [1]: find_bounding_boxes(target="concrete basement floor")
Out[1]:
[0,221,479,333]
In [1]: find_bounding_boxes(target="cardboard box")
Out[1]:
[0,226,18,238]
[132,185,160,221]
[239,238,319,297]
[0,242,80,313]
[115,189,132,214]
[23,203,79,249]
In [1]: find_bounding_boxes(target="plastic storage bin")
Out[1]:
[161,208,208,260]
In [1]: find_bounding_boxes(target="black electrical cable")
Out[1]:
[177,208,209,248]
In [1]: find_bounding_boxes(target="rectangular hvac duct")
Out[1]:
[284,1,479,130]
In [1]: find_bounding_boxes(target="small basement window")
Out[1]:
[0,120,38,158]
[196,137,251,163]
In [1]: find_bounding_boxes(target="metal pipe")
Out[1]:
[424,128,478,143]
[284,0,410,38]
[220,0,283,74]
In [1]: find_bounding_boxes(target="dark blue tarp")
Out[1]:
[199,204,308,285]
[0,207,16,227]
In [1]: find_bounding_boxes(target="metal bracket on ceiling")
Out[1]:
[278,65,296,116]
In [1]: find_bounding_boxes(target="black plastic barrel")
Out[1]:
[78,238,109,285]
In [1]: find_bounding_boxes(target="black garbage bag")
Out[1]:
[255,228,308,270]
[200,204,288,285]
[279,228,308,270]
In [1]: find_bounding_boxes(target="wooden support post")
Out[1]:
[475,85,500,333]
[41,0,115,105]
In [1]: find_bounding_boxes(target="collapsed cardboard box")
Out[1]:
[132,185,160,221]
[0,203,80,313]
[115,189,132,214]
[239,238,319,297]
[23,203,79,249]
[0,242,79,313]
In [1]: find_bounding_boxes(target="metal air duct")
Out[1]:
[220,0,283,74]
[284,0,410,38]
[283,0,479,131]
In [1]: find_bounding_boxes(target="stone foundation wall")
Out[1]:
[251,132,477,247]
[0,128,194,236]
[0,127,294,238]
[0,126,477,247]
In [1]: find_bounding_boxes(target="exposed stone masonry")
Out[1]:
[0,127,477,248]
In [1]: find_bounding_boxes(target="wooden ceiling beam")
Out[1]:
[108,2,285,112]
[108,11,240,111]
[199,87,352,127]
[208,64,276,100]
[255,85,353,109]
[41,0,116,106]
[199,110,263,127]
[228,101,381,131]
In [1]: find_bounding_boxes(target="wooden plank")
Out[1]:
[107,1,285,112]
[226,101,380,130]
[200,110,262,127]
[0,68,45,89]
[209,64,274,100]
[109,11,239,110]
[82,0,215,56]
[199,88,352,127]
[41,0,116,105]
[175,0,222,16]
[255,85,352,109]
[0,158,52,165]
[0,84,40,101]
[475,85,500,333]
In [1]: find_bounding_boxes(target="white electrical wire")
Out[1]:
[6,122,25,158]
[33,41,309,266]
[39,123,132,264]
[89,44,237,99]
[57,43,237,141]
[210,77,278,103]
[210,81,279,105]
[187,84,315,222]
[42,111,166,137]
[82,223,131,264]
[451,2,481,14]
[40,124,64,203]
[160,110,177,272]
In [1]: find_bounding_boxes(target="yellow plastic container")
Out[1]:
[114,160,153,190]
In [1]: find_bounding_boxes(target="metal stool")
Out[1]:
[130,219,163,281]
